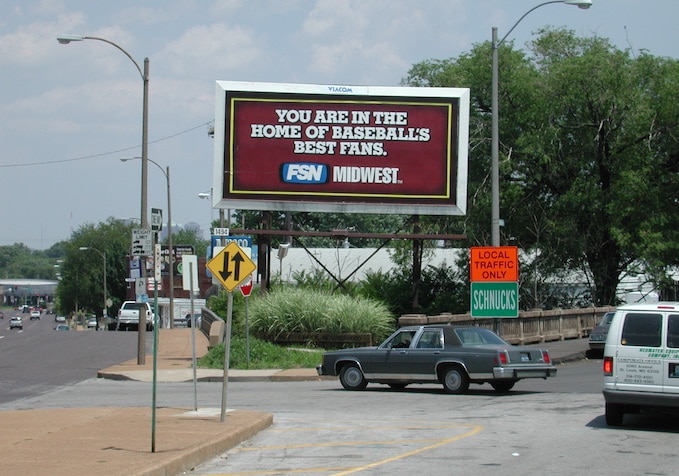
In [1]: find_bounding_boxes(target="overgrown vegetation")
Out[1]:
[200,286,395,369]
[198,335,323,370]
[248,287,393,341]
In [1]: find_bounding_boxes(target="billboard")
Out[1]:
[212,81,469,216]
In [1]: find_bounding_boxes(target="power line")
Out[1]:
[0,121,213,168]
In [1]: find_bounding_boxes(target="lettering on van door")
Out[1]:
[618,357,662,385]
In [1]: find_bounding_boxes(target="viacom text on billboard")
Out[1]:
[212,81,470,216]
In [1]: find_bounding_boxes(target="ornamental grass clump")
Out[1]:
[249,287,393,341]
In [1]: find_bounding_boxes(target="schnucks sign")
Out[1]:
[212,81,470,216]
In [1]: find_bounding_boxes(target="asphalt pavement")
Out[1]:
[1,328,590,476]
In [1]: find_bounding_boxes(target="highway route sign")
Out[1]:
[207,242,257,292]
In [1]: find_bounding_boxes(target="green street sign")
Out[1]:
[471,282,519,318]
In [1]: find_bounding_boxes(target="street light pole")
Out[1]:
[490,0,592,246]
[121,158,175,328]
[79,247,107,322]
[58,34,150,364]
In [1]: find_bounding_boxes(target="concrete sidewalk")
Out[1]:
[1,328,590,475]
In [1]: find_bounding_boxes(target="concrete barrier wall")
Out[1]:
[204,304,614,348]
[398,306,615,344]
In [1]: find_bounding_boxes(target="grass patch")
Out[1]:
[199,335,324,370]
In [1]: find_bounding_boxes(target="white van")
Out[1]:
[602,302,679,426]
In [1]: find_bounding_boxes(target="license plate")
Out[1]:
[520,352,531,362]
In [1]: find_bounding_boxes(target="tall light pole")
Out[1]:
[79,246,107,321]
[122,157,175,328]
[490,0,592,246]
[58,34,150,364]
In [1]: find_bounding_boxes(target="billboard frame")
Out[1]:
[212,81,469,216]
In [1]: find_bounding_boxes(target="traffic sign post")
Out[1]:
[470,282,519,317]
[206,242,257,292]
[131,228,153,257]
[206,243,257,423]
[470,246,518,282]
[470,246,519,319]
[239,274,254,365]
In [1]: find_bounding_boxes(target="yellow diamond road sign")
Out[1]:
[207,241,257,292]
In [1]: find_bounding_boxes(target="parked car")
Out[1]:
[30,310,41,320]
[86,317,98,329]
[589,311,615,351]
[317,324,557,393]
[187,312,202,329]
[55,315,66,323]
[10,316,23,330]
[54,324,70,331]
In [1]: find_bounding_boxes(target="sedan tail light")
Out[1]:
[542,350,551,364]
[498,351,509,365]
[603,356,613,376]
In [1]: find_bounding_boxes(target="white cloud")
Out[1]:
[158,23,262,77]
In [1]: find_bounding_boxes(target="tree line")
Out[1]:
[3,27,678,315]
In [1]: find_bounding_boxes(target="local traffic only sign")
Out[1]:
[470,246,519,318]
[470,246,518,282]
[207,242,257,292]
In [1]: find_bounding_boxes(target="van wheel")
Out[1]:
[605,402,624,426]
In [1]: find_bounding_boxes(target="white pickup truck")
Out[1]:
[116,301,155,331]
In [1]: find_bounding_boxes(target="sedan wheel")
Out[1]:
[442,367,469,394]
[340,364,368,391]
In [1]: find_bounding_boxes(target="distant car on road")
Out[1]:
[30,310,41,320]
[589,311,615,351]
[54,324,70,331]
[317,324,557,393]
[10,316,23,330]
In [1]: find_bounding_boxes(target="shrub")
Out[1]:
[248,287,393,342]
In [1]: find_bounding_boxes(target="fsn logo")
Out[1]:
[281,163,328,184]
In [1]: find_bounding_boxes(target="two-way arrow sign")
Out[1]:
[206,242,257,292]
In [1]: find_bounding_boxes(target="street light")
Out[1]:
[122,157,175,328]
[79,247,107,322]
[58,33,150,365]
[490,0,592,246]
[199,190,225,228]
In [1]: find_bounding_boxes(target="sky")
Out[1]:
[1,0,677,250]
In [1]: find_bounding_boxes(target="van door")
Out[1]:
[613,312,664,393]
[662,314,679,394]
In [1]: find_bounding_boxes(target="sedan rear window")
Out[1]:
[455,328,507,346]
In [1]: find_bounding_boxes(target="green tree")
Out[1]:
[403,27,679,306]
[55,218,134,315]
[167,227,209,258]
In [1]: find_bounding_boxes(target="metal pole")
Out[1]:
[490,0,592,247]
[151,271,158,452]
[138,57,150,365]
[190,266,197,411]
[103,251,107,320]
[220,292,233,423]
[491,26,500,247]
[167,166,175,328]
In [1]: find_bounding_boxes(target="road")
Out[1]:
[2,313,678,475]
[0,310,147,404]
